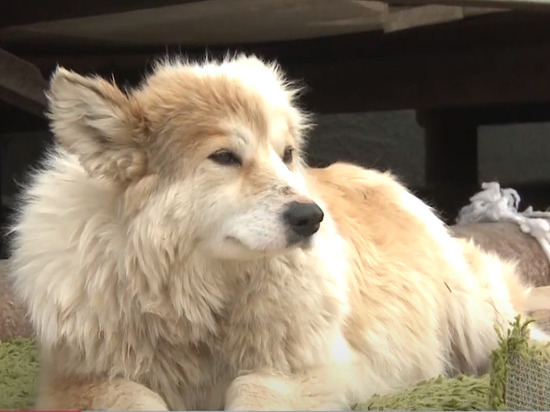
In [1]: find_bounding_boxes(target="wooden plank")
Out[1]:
[290,42,550,113]
[0,0,204,28]
[385,0,550,11]
[0,49,47,116]
[0,1,387,49]
[384,5,465,32]
[7,11,547,64]
[527,286,550,312]
[384,5,505,32]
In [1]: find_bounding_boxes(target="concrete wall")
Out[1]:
[479,122,550,186]
[309,111,550,190]
[308,110,425,188]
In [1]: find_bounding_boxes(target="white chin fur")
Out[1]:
[199,233,291,260]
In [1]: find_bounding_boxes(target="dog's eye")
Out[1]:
[208,150,242,166]
[283,146,294,164]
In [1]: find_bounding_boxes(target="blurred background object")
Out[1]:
[2,0,550,257]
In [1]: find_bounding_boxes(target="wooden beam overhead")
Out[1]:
[6,11,550,115]
[290,42,550,113]
[386,0,550,12]
[0,0,204,28]
[20,41,550,114]
[0,49,48,116]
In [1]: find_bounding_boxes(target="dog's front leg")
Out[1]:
[37,375,169,411]
[225,368,351,411]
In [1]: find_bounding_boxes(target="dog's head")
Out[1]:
[47,55,324,260]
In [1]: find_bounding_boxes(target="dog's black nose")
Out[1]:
[283,201,324,237]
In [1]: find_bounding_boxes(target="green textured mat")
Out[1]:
[357,374,491,411]
[489,318,550,410]
[0,338,39,410]
[0,318,549,410]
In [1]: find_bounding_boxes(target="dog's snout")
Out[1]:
[283,201,324,237]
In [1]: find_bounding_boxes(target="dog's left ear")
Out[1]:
[47,67,148,182]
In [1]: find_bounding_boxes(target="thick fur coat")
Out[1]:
[9,55,548,410]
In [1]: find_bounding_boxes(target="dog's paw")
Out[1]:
[225,373,299,410]
[225,372,349,411]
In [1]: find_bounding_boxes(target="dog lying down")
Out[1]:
[9,54,550,410]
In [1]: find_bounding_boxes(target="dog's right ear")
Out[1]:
[47,67,148,182]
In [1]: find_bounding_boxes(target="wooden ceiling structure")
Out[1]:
[1,0,550,116]
[2,0,550,217]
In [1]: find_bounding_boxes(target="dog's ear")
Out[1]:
[47,67,148,182]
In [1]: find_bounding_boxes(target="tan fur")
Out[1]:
[9,55,549,410]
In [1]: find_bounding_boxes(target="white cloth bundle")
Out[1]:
[457,182,550,263]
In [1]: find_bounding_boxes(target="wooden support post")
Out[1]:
[417,109,479,223]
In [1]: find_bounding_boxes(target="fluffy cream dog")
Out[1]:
[9,54,548,410]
